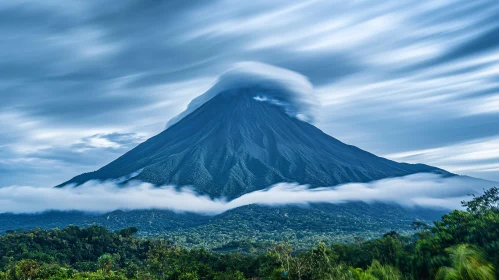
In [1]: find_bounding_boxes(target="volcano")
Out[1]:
[58,63,448,198]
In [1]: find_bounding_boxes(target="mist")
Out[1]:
[0,173,495,214]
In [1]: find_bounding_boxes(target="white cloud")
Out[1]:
[385,136,499,176]
[466,94,499,115]
[0,173,494,214]
[166,62,318,127]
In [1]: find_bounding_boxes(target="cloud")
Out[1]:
[26,132,145,165]
[0,132,145,188]
[2,0,499,187]
[166,62,318,127]
[385,136,499,179]
[0,173,494,214]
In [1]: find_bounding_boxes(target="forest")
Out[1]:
[0,202,438,250]
[0,187,497,280]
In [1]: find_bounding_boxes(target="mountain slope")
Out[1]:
[0,203,444,249]
[58,87,448,198]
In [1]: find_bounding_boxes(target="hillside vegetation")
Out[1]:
[0,187,497,280]
[0,203,442,250]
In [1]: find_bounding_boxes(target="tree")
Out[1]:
[119,227,138,238]
[462,187,499,214]
[328,264,358,280]
[415,187,499,277]
[97,254,114,275]
[269,243,292,277]
[179,271,199,280]
[309,242,336,279]
[14,260,40,280]
[364,260,404,280]
[214,270,246,280]
[436,244,495,280]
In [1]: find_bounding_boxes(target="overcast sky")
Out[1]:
[1,0,499,188]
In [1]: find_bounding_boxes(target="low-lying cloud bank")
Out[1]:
[0,173,495,214]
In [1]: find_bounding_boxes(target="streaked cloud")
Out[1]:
[385,136,499,179]
[1,0,499,186]
[0,132,145,187]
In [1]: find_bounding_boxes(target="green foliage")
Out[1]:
[14,260,40,280]
[463,187,499,214]
[98,254,114,275]
[436,244,495,280]
[363,260,404,280]
[413,187,499,278]
[213,270,245,280]
[0,187,497,279]
[0,203,435,250]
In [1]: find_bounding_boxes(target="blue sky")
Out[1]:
[1,0,499,188]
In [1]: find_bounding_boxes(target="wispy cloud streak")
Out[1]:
[1,0,499,186]
[385,136,499,177]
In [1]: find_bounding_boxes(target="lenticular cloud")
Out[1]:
[166,62,318,128]
[0,173,494,214]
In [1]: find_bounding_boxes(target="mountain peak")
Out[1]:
[58,70,448,198]
[166,62,318,128]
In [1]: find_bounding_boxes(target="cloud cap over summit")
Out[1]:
[166,62,318,128]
